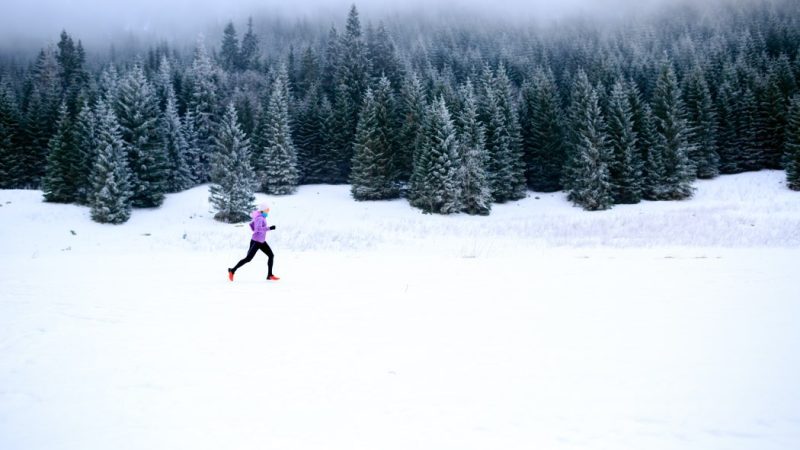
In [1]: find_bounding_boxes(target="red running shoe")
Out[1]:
[228,269,234,281]
[267,275,280,281]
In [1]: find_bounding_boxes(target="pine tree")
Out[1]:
[563,69,595,196]
[209,103,256,223]
[253,64,299,195]
[115,64,168,207]
[43,102,80,203]
[220,22,240,72]
[294,83,336,184]
[239,17,260,71]
[520,67,565,192]
[758,71,788,169]
[162,90,193,192]
[684,67,720,179]
[20,48,60,188]
[90,100,133,224]
[567,88,614,211]
[187,39,220,181]
[650,63,695,200]
[457,80,491,215]
[99,64,120,104]
[715,78,740,174]
[0,80,20,189]
[366,22,402,89]
[181,109,202,185]
[72,102,97,204]
[328,80,356,183]
[606,81,643,204]
[351,77,398,200]
[478,64,525,203]
[785,95,800,191]
[397,72,426,184]
[410,96,462,214]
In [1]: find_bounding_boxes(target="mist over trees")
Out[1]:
[1,0,799,222]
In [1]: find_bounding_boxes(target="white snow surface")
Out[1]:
[1,170,799,450]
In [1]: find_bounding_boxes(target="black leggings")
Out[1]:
[232,240,274,276]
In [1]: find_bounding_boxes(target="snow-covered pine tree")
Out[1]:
[90,99,133,224]
[567,88,614,211]
[520,67,565,192]
[99,64,120,104]
[736,86,761,172]
[209,103,256,223]
[563,69,595,196]
[187,39,220,181]
[785,95,800,191]
[43,102,80,203]
[397,71,426,184]
[650,63,695,200]
[115,63,168,208]
[683,67,720,179]
[220,22,240,72]
[351,77,398,200]
[0,80,20,189]
[328,80,355,183]
[253,64,299,195]
[606,80,643,204]
[410,96,462,214]
[240,17,260,71]
[478,64,525,203]
[162,90,193,192]
[457,80,491,215]
[366,22,402,89]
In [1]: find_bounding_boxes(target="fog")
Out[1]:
[0,0,686,47]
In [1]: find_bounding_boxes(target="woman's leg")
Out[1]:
[231,240,259,273]
[259,242,275,277]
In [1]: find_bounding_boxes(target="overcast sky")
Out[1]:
[0,0,713,47]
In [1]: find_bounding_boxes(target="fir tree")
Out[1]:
[366,22,402,89]
[351,77,398,200]
[684,67,720,179]
[457,80,491,215]
[90,100,133,224]
[0,80,20,189]
[187,39,220,181]
[606,81,643,204]
[162,90,194,192]
[209,103,256,223]
[397,72,426,184]
[715,78,740,174]
[650,63,695,200]
[220,22,241,72]
[253,65,299,195]
[43,102,80,203]
[294,83,336,184]
[410,96,462,214]
[758,71,788,169]
[520,67,565,192]
[240,17,260,71]
[72,102,97,204]
[563,69,595,196]
[785,95,800,191]
[567,89,614,211]
[115,64,168,207]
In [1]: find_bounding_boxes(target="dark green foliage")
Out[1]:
[240,17,260,71]
[649,64,695,201]
[43,103,80,203]
[220,22,240,72]
[396,72,426,184]
[606,81,643,204]
[0,80,20,188]
[209,103,256,223]
[785,95,800,191]
[162,90,194,192]
[520,67,565,192]
[351,77,398,200]
[683,67,720,179]
[294,83,336,184]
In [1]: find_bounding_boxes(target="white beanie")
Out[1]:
[258,202,270,211]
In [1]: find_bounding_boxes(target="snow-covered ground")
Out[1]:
[1,170,799,450]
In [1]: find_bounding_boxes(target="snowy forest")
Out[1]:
[1,0,800,223]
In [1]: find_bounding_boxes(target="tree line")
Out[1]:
[1,1,799,223]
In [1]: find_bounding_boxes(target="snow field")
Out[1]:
[1,170,799,450]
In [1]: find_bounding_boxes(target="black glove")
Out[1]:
[269,225,276,230]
